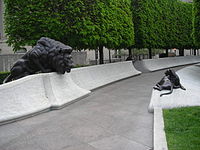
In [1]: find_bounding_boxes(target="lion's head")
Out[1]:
[37,37,73,74]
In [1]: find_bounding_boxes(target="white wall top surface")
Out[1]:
[0,72,91,124]
[142,56,200,72]
[0,61,140,124]
[0,74,51,123]
[71,61,141,90]
[46,73,91,109]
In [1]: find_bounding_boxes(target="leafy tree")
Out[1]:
[193,0,200,47]
[4,0,134,64]
[132,0,193,57]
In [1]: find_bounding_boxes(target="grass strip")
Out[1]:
[163,106,200,150]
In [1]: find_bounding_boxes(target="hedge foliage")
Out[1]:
[132,0,193,49]
[0,72,10,84]
[4,0,134,51]
[4,0,194,52]
[193,0,200,47]
[174,1,193,49]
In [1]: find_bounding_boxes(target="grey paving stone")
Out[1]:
[1,140,42,150]
[62,143,97,150]
[89,135,150,150]
[122,126,153,147]
[1,122,81,150]
[60,118,113,143]
[0,123,27,146]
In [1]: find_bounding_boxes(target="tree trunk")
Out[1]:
[148,48,152,59]
[165,49,168,57]
[179,48,184,56]
[128,48,132,58]
[99,46,104,64]
[108,49,111,63]
[118,49,121,58]
[95,49,98,65]
[114,50,117,58]
[194,49,197,56]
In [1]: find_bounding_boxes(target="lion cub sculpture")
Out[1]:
[3,37,73,83]
[153,69,186,97]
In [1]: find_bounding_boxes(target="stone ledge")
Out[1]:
[0,73,90,124]
[154,108,168,150]
[142,56,200,72]
[0,61,140,124]
[71,61,141,90]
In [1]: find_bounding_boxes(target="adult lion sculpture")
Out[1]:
[3,37,73,83]
[153,68,186,97]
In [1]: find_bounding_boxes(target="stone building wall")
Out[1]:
[0,51,87,72]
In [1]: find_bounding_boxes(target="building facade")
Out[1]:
[0,0,4,39]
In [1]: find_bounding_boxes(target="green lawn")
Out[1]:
[163,107,200,150]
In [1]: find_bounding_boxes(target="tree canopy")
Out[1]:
[4,0,134,52]
[132,0,193,49]
[193,0,200,47]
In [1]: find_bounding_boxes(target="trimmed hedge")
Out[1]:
[174,1,193,49]
[4,0,134,51]
[0,72,10,84]
[193,0,200,47]
[4,0,193,59]
[132,0,193,49]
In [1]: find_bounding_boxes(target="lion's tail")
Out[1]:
[160,86,173,97]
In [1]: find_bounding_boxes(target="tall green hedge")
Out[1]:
[4,0,97,50]
[132,0,193,49]
[97,0,134,49]
[193,0,200,47]
[173,1,193,49]
[4,0,134,55]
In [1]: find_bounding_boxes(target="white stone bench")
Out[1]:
[71,61,141,90]
[142,56,200,72]
[0,61,140,124]
[44,73,91,109]
[148,65,200,112]
[0,73,90,124]
[0,74,51,124]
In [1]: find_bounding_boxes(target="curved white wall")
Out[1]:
[0,61,140,124]
[46,73,90,109]
[142,56,200,72]
[0,74,51,123]
[71,61,141,90]
[0,73,90,124]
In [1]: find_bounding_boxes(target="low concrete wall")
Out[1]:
[148,65,200,112]
[0,52,87,72]
[0,61,140,124]
[0,73,90,124]
[71,61,141,90]
[141,56,200,72]
[0,74,51,124]
[45,73,90,109]
[154,108,168,150]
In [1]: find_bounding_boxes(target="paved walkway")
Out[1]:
[0,67,183,150]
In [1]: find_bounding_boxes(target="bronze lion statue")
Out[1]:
[153,69,186,97]
[3,37,73,83]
